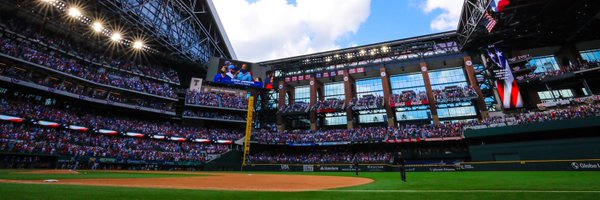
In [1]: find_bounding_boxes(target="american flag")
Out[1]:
[486,47,523,109]
[484,11,497,33]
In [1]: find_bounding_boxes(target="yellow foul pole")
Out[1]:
[242,96,255,167]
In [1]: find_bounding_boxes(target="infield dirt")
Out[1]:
[0,170,373,191]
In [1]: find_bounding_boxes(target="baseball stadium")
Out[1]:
[1,0,600,199]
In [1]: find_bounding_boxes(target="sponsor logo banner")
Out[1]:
[571,162,600,170]
[303,165,314,172]
[319,166,339,171]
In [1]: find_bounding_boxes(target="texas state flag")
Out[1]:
[490,0,510,12]
[487,47,523,109]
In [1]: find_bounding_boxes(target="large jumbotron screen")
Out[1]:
[206,57,273,89]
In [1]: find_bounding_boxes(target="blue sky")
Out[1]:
[213,0,463,62]
[338,0,452,48]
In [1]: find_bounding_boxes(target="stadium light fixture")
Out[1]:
[133,41,144,49]
[67,7,82,18]
[92,22,103,32]
[110,33,122,42]
[381,46,390,53]
[359,49,366,56]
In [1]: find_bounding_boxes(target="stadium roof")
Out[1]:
[458,0,600,50]
[96,0,236,64]
[258,31,460,74]
[6,0,234,66]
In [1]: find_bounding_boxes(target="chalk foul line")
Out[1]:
[321,189,600,193]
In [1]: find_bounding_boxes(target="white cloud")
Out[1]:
[422,0,464,31]
[213,0,371,62]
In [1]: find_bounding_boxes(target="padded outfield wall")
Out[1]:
[463,117,600,171]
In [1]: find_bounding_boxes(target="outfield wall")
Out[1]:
[242,164,460,172]
[464,116,600,138]
[242,160,600,172]
[462,160,600,171]
[469,137,600,161]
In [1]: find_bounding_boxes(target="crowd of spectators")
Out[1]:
[0,32,177,99]
[350,95,384,111]
[0,65,175,112]
[256,99,600,144]
[314,98,345,112]
[277,102,311,114]
[183,110,246,121]
[0,122,227,162]
[389,91,428,107]
[516,61,600,81]
[252,127,387,144]
[186,90,248,109]
[248,150,391,164]
[469,101,600,127]
[0,18,180,84]
[387,123,463,140]
[0,96,243,141]
[433,86,477,103]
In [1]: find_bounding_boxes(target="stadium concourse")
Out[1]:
[1,0,600,199]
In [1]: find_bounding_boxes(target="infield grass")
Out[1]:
[0,170,599,200]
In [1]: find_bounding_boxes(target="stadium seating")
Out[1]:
[0,123,225,162]
[516,61,600,81]
[183,110,246,121]
[0,97,243,141]
[0,18,180,84]
[314,98,346,113]
[277,102,311,114]
[186,90,248,109]
[389,90,428,107]
[0,23,178,99]
[433,85,478,103]
[350,95,384,110]
[0,65,175,112]
[248,150,391,164]
[255,99,600,144]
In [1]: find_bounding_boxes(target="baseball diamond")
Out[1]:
[1,0,600,200]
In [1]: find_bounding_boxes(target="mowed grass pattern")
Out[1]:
[0,170,599,200]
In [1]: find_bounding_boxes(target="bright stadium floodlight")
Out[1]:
[92,22,103,32]
[40,0,52,3]
[381,46,390,53]
[133,41,144,49]
[110,33,122,42]
[67,7,82,18]
[359,49,366,56]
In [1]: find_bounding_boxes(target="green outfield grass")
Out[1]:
[0,170,599,200]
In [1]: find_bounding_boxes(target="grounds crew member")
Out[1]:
[353,156,360,176]
[400,159,407,182]
[395,151,407,182]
